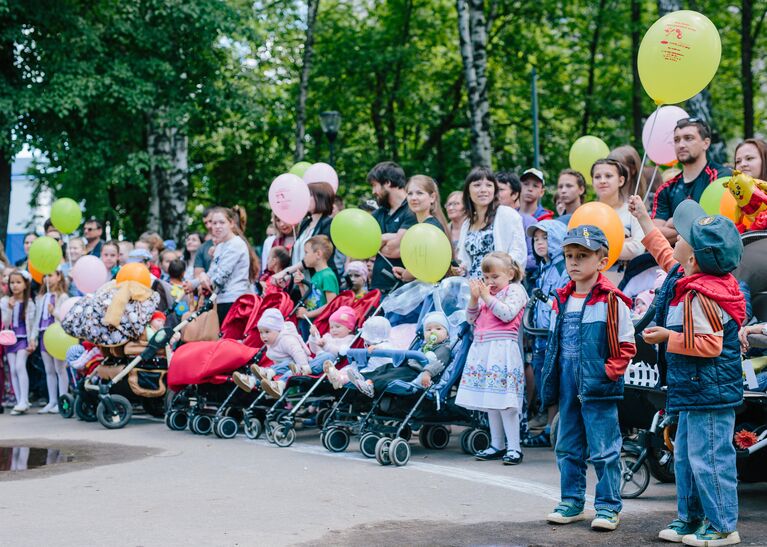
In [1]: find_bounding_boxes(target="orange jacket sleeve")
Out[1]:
[642,228,678,274]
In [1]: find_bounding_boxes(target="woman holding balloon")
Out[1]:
[392,175,449,282]
[456,167,527,278]
[591,159,645,285]
[261,214,296,276]
[292,182,340,273]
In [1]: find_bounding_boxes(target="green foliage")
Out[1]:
[1,0,762,241]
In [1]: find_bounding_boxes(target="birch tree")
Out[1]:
[294,0,320,162]
[457,0,493,167]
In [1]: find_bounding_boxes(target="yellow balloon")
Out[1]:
[638,10,721,105]
[400,223,452,283]
[43,322,78,361]
[569,136,610,184]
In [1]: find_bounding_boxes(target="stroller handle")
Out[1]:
[344,348,429,365]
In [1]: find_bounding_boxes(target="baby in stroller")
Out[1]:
[309,305,357,369]
[325,316,394,389]
[232,309,311,397]
[344,312,451,397]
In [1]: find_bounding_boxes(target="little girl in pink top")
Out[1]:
[456,251,529,465]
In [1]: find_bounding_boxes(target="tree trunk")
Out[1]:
[631,0,643,146]
[385,0,414,163]
[294,0,320,163]
[457,0,492,167]
[657,0,725,163]
[581,0,607,135]
[147,109,189,243]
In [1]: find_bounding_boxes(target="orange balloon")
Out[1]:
[568,202,625,271]
[28,263,43,284]
[719,191,739,222]
[116,263,152,288]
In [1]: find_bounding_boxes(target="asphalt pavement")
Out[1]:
[1,412,766,546]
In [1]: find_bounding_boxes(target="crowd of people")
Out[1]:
[2,116,765,546]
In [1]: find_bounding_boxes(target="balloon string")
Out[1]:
[643,166,659,204]
[65,234,72,269]
[377,252,395,270]
[634,103,662,196]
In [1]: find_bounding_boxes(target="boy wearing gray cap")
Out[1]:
[630,195,746,547]
[540,224,636,531]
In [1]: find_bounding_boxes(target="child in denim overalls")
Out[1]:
[630,196,745,547]
[540,225,636,531]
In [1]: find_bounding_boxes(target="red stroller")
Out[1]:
[165,292,293,437]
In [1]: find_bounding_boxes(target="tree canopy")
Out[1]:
[1,0,764,241]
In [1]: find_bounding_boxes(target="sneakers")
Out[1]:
[232,372,257,392]
[346,367,374,398]
[10,403,29,416]
[322,360,335,374]
[659,519,701,543]
[521,431,552,448]
[474,446,506,461]
[502,450,523,465]
[251,365,275,381]
[546,502,586,524]
[288,362,312,376]
[261,379,285,398]
[591,508,620,531]
[682,521,741,546]
[325,366,344,389]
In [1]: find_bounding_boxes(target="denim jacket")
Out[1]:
[540,275,636,407]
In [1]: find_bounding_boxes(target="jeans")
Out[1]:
[309,352,335,374]
[674,409,739,533]
[555,312,622,512]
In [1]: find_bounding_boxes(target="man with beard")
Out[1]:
[651,118,730,243]
[367,161,416,291]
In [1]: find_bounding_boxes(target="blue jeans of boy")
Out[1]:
[555,312,622,512]
[674,409,739,533]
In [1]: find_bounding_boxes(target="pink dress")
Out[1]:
[455,283,528,411]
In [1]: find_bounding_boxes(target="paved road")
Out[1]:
[1,413,765,546]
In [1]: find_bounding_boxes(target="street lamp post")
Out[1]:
[319,111,341,166]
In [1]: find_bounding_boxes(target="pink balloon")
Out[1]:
[303,162,338,193]
[268,174,311,225]
[70,255,109,294]
[642,106,688,165]
[56,296,81,322]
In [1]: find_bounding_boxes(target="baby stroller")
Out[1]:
[732,230,767,483]
[165,291,293,437]
[81,296,216,429]
[59,345,104,422]
[260,290,383,447]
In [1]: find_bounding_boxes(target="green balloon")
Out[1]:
[699,177,730,216]
[50,198,82,234]
[330,209,382,259]
[289,161,312,177]
[29,236,63,274]
[43,322,78,360]
[400,223,452,283]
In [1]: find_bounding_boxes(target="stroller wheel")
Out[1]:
[273,424,296,448]
[620,450,650,499]
[648,448,676,484]
[375,437,392,466]
[74,395,97,423]
[359,432,380,458]
[244,417,263,440]
[96,395,133,430]
[426,425,451,450]
[459,428,473,454]
[466,429,490,454]
[191,414,214,435]
[214,416,240,439]
[59,394,75,419]
[389,438,411,466]
[316,408,330,428]
[166,410,188,431]
[418,426,433,449]
[325,427,350,453]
